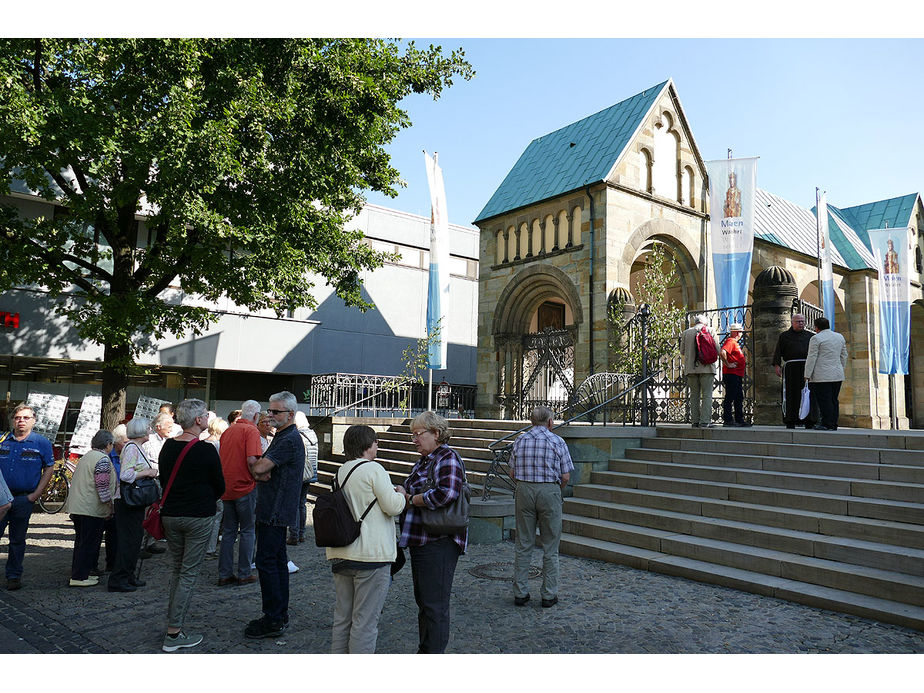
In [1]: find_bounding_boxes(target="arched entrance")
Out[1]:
[492,266,583,419]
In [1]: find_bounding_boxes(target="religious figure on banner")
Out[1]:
[884,238,900,275]
[723,172,741,218]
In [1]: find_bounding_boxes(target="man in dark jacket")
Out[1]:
[772,313,816,428]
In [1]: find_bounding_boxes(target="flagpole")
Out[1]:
[815,187,824,313]
[428,369,433,411]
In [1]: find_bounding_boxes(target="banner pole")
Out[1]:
[428,369,433,411]
[815,187,823,313]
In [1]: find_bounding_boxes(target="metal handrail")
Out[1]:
[320,378,412,418]
[481,370,661,500]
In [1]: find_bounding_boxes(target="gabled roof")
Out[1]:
[755,189,876,271]
[474,80,670,224]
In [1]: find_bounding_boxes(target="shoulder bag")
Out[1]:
[419,452,471,534]
[142,439,197,540]
[121,443,162,507]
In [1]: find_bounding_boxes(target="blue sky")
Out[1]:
[364,38,924,228]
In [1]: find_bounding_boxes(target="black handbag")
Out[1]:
[122,477,161,507]
[419,454,470,534]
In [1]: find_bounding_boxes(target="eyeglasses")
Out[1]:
[13,415,34,421]
[411,431,432,439]
[267,409,291,416]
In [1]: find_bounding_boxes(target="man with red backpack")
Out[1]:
[681,315,720,428]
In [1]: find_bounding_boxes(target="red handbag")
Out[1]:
[142,439,197,540]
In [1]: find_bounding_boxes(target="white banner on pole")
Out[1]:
[869,227,912,375]
[424,150,450,371]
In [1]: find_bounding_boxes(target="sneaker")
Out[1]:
[244,617,284,639]
[541,596,559,608]
[514,594,530,606]
[69,576,99,587]
[162,630,203,652]
[287,560,299,574]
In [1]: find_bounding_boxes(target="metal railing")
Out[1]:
[308,373,476,418]
[480,371,661,500]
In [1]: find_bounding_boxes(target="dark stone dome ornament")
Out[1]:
[754,266,795,289]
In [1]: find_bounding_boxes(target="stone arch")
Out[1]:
[639,147,653,193]
[492,264,584,338]
[620,218,702,309]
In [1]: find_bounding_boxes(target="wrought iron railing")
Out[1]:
[480,371,661,500]
[792,297,823,327]
[308,373,475,418]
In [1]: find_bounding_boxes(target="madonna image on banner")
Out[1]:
[868,228,911,375]
[706,157,757,314]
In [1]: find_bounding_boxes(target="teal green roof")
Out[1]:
[839,193,918,238]
[474,81,669,223]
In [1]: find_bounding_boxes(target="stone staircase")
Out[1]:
[312,418,526,497]
[560,426,924,631]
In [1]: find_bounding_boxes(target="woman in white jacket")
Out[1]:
[327,425,407,653]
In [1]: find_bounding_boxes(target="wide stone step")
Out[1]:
[377,432,501,449]
[654,426,924,451]
[559,533,924,631]
[574,480,924,526]
[594,464,924,505]
[625,448,924,484]
[374,439,495,460]
[562,501,924,575]
[644,436,924,468]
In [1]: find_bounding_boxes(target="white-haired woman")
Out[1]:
[398,411,468,654]
[159,398,225,652]
[108,417,158,593]
[64,429,117,587]
[288,411,318,545]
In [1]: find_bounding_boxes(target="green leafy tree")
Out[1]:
[0,38,473,428]
[608,241,685,376]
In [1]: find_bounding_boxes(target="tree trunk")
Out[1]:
[101,342,130,430]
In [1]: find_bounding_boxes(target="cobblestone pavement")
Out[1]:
[1,510,922,655]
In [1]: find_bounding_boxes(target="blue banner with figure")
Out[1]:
[816,190,836,329]
[706,157,757,313]
[869,227,911,375]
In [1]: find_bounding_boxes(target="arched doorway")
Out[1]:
[492,266,583,419]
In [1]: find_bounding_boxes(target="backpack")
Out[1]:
[695,325,718,365]
[312,460,377,547]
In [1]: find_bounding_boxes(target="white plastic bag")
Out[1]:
[798,384,811,420]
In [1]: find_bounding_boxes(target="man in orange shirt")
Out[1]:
[217,399,264,586]
[721,323,751,427]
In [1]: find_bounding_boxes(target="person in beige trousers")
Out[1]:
[681,315,720,428]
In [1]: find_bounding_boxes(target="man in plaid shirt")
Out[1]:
[509,406,573,608]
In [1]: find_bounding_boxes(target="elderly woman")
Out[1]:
[203,416,229,559]
[327,425,407,653]
[64,430,117,587]
[398,411,468,654]
[159,398,225,653]
[108,417,158,593]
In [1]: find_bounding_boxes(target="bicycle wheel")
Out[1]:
[38,474,69,514]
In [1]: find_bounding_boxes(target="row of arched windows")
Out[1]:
[493,206,583,265]
[638,111,698,210]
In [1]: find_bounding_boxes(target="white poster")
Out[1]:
[25,392,69,444]
[69,394,102,455]
[134,395,170,422]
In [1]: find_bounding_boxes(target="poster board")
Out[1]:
[134,395,170,422]
[24,392,69,444]
[69,393,102,455]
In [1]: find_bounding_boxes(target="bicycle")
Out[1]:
[38,457,74,514]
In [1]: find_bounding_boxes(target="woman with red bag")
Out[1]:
[157,398,225,653]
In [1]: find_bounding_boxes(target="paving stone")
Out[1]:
[0,511,922,653]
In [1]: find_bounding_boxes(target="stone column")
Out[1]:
[539,219,547,255]
[565,211,574,248]
[752,266,798,425]
[513,226,522,261]
[552,217,560,251]
[502,229,509,263]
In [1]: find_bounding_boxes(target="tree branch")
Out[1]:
[32,39,42,94]
[21,237,103,297]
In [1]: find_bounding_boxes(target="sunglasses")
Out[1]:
[267,409,291,416]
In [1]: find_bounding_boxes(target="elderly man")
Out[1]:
[772,313,816,429]
[804,317,848,430]
[0,404,55,590]
[509,406,574,608]
[681,314,720,428]
[217,399,263,587]
[244,391,305,639]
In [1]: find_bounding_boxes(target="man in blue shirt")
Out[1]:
[244,391,304,639]
[0,403,55,590]
[509,405,573,609]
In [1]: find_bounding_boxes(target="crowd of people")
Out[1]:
[0,395,492,654]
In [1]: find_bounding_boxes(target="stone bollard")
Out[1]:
[752,267,798,425]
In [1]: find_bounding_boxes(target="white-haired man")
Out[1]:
[245,391,304,639]
[217,399,263,587]
[509,406,574,608]
[681,315,720,428]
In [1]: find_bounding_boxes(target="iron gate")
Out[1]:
[497,328,575,419]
